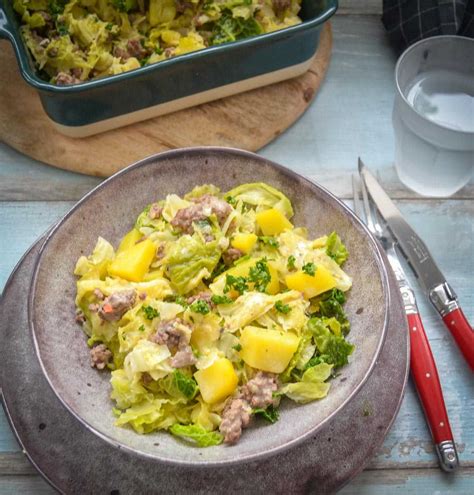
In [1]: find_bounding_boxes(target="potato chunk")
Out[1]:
[285,265,336,299]
[194,358,238,404]
[231,233,257,254]
[256,208,293,236]
[108,239,156,282]
[240,326,300,373]
[116,229,142,255]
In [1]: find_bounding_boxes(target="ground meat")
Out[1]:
[164,47,175,58]
[127,38,147,59]
[98,290,136,322]
[142,372,154,386]
[113,46,130,61]
[150,318,192,350]
[272,0,291,15]
[156,244,166,260]
[139,292,147,300]
[222,247,243,266]
[186,292,215,308]
[219,372,279,443]
[55,71,81,85]
[90,344,112,370]
[176,0,193,13]
[88,303,99,313]
[170,346,197,368]
[71,67,82,79]
[171,194,232,235]
[219,398,252,444]
[194,195,232,225]
[241,372,279,408]
[170,205,207,234]
[93,288,105,300]
[148,203,163,220]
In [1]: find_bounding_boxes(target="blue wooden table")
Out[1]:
[0,5,473,494]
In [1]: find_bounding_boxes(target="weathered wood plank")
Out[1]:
[1,17,470,202]
[341,467,474,494]
[0,467,473,495]
[0,199,472,474]
[0,413,20,454]
[338,0,382,15]
[0,476,55,495]
[0,144,100,201]
[0,201,73,293]
[0,454,37,476]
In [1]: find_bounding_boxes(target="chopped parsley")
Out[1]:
[138,324,145,332]
[111,0,135,12]
[232,343,242,352]
[287,255,296,271]
[141,305,160,320]
[225,195,237,207]
[57,24,69,36]
[211,294,233,305]
[302,262,316,276]
[248,258,271,293]
[164,294,188,307]
[224,274,249,295]
[48,0,67,15]
[190,300,210,315]
[105,23,114,31]
[275,301,291,314]
[259,236,279,248]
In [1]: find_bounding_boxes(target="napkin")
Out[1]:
[382,0,474,51]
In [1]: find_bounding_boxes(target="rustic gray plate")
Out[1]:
[0,238,408,494]
[29,148,390,466]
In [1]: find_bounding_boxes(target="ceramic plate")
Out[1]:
[29,147,390,466]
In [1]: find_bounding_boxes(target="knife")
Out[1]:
[359,159,474,371]
[353,173,459,471]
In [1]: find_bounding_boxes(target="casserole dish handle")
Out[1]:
[0,2,14,41]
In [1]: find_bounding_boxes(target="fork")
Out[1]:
[352,174,459,472]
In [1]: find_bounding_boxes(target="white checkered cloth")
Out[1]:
[382,0,474,50]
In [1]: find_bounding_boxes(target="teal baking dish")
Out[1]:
[0,0,337,137]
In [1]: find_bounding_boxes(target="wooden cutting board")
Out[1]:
[0,24,331,178]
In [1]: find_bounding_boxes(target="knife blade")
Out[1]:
[358,159,474,371]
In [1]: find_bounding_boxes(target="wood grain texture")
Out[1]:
[338,0,382,15]
[1,199,472,474]
[0,8,473,493]
[1,17,469,201]
[0,25,331,177]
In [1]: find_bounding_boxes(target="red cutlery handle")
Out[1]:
[408,312,453,444]
[442,308,474,372]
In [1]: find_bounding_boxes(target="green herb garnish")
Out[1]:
[190,300,210,315]
[248,258,271,292]
[211,294,233,305]
[224,274,249,295]
[302,262,316,276]
[275,301,291,314]
[225,195,237,207]
[259,236,279,248]
[287,255,296,271]
[141,305,160,320]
